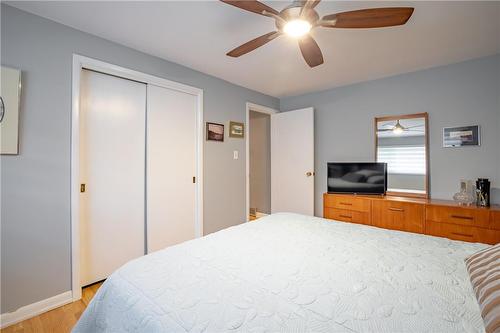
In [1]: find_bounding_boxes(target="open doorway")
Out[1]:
[246,103,277,221]
[249,110,271,220]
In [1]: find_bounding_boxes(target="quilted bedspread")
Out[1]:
[73,213,487,333]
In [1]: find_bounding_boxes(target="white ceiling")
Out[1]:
[7,1,500,97]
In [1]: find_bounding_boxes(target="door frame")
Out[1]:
[245,102,278,221]
[71,54,204,301]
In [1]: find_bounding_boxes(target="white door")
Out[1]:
[271,107,314,215]
[80,69,146,286]
[147,85,197,253]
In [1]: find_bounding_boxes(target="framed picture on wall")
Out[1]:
[229,121,244,138]
[443,125,481,147]
[206,122,224,142]
[0,66,22,155]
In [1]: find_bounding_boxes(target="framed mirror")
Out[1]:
[375,113,429,198]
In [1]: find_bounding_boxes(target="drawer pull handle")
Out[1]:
[339,214,352,219]
[339,202,352,206]
[450,215,473,220]
[451,232,474,238]
[389,207,404,212]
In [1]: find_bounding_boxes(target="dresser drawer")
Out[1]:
[324,208,370,225]
[426,205,490,228]
[490,211,500,231]
[324,195,371,212]
[426,222,500,244]
[372,200,424,233]
[426,222,481,242]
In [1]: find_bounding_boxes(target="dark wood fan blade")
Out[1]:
[300,0,321,16]
[298,36,323,68]
[220,0,279,16]
[227,32,280,57]
[302,0,321,10]
[321,7,414,29]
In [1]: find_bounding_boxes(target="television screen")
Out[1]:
[327,162,387,195]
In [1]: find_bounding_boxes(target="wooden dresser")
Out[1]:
[324,193,500,244]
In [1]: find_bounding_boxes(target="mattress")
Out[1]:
[73,213,487,333]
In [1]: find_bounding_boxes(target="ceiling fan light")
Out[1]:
[283,19,311,37]
[393,127,404,134]
[392,121,405,134]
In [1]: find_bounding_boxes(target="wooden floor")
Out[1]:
[1,282,103,333]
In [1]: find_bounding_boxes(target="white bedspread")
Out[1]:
[74,213,487,333]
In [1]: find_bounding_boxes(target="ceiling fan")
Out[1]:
[378,120,424,135]
[220,0,414,68]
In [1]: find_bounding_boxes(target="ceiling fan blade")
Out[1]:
[298,36,324,68]
[227,32,280,57]
[220,0,279,16]
[300,0,321,15]
[321,7,414,29]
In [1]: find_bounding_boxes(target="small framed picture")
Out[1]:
[229,121,244,139]
[1,66,22,155]
[443,125,480,147]
[206,122,224,142]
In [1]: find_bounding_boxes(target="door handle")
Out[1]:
[306,171,315,177]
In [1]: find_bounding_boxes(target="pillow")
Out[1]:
[342,172,366,183]
[465,243,500,333]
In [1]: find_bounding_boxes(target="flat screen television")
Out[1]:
[327,162,387,195]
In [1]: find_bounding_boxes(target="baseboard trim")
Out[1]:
[0,291,73,329]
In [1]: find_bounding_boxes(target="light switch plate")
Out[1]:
[233,150,239,159]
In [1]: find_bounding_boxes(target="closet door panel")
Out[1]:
[80,70,146,286]
[147,85,197,253]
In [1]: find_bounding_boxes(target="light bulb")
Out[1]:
[393,127,403,134]
[284,20,311,38]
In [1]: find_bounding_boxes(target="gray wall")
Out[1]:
[2,3,499,317]
[280,54,500,216]
[1,5,278,313]
[249,111,271,214]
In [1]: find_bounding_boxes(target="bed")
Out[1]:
[74,213,487,332]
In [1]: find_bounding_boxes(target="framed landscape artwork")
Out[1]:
[206,122,224,142]
[229,121,244,138]
[443,125,480,147]
[0,66,22,155]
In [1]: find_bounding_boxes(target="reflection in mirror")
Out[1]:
[375,114,428,198]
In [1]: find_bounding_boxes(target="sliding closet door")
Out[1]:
[147,85,197,253]
[80,69,146,286]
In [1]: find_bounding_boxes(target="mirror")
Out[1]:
[375,113,429,198]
